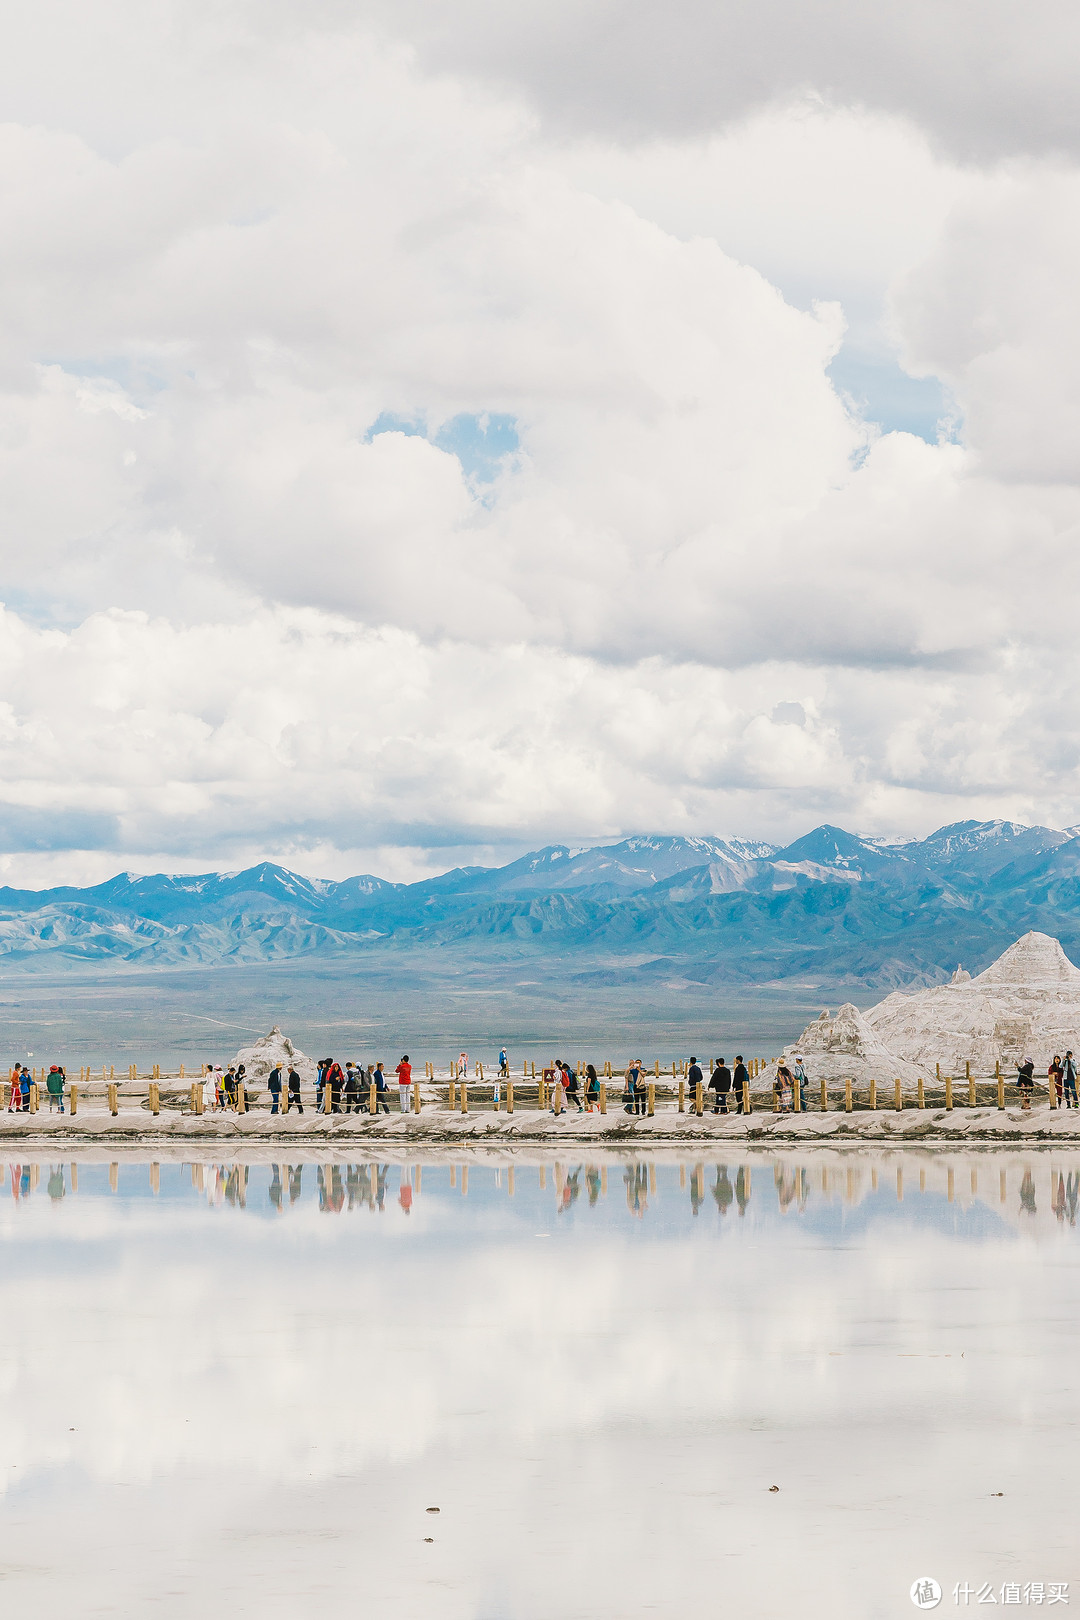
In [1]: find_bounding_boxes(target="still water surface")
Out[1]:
[1,1147,1077,1619]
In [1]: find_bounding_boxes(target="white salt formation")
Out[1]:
[791,1002,923,1088]
[234,1026,316,1087]
[789,931,1080,1086]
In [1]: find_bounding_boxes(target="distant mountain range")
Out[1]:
[5,821,1080,986]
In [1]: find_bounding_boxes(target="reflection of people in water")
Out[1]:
[689,1163,705,1218]
[624,1163,648,1217]
[269,1163,283,1211]
[712,1165,734,1216]
[735,1165,750,1217]
[1019,1169,1037,1216]
[47,1164,65,1202]
[1052,1173,1066,1223]
[288,1164,303,1204]
[586,1165,602,1205]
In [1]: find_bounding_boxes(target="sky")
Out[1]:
[4,0,1080,886]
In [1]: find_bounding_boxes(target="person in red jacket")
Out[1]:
[395,1055,413,1114]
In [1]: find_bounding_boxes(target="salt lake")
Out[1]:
[1,1146,1077,1618]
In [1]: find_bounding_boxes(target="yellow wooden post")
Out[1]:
[369,1081,377,1115]
[29,1082,39,1113]
[654,1059,659,1078]
[945,1075,953,1110]
[678,1080,685,1113]
[995,1058,1000,1078]
[844,1076,852,1112]
[917,1076,925,1109]
[189,1083,197,1114]
[149,1082,160,1116]
[647,1082,655,1117]
[108,1083,118,1117]
[997,1075,1005,1110]
[110,1065,115,1081]
[694,1082,703,1117]
[895,1077,902,1111]
[179,1063,185,1079]
[507,1081,514,1115]
[965,1060,971,1081]
[794,1072,801,1112]
[478,1061,484,1081]
[869,1076,877,1110]
[935,1062,940,1081]
[1049,1076,1058,1111]
[819,1077,827,1111]
[968,1072,976,1107]
[448,1077,456,1109]
[323,1080,331,1115]
[70,1084,78,1116]
[237,1082,246,1115]
[742,1079,750,1115]
[599,1082,607,1115]
[413,1080,421,1114]
[460,1081,468,1114]
[531,1061,536,1079]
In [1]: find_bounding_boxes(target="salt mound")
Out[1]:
[788,931,1080,1086]
[786,1003,923,1087]
[865,931,1080,1076]
[234,1025,316,1086]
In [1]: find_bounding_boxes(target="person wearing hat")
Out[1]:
[46,1065,65,1114]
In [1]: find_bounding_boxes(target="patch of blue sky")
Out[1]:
[366,411,520,484]
[45,354,171,403]
[828,345,959,445]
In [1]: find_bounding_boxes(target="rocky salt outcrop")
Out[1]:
[785,1002,923,1087]
[865,931,1080,1076]
[234,1026,317,1087]
[787,931,1080,1087]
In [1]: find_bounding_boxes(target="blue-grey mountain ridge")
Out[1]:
[5,820,1080,988]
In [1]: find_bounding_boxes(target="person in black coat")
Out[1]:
[687,1057,703,1110]
[732,1056,749,1113]
[267,1065,283,1114]
[710,1058,732,1113]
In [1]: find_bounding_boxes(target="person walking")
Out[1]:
[8,1064,20,1112]
[46,1066,65,1114]
[709,1057,731,1114]
[562,1061,583,1112]
[19,1067,30,1111]
[396,1055,413,1114]
[792,1054,808,1112]
[687,1056,703,1112]
[498,1047,509,1078]
[286,1066,303,1114]
[624,1058,646,1116]
[732,1055,749,1113]
[373,1062,390,1113]
[457,1051,468,1080]
[1049,1055,1064,1107]
[1065,1051,1078,1109]
[584,1063,600,1110]
[1017,1058,1035,1110]
[775,1062,794,1111]
[267,1064,283,1115]
[343,1063,359,1113]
